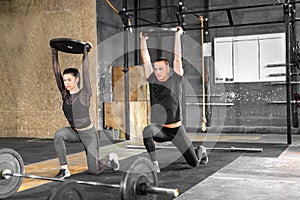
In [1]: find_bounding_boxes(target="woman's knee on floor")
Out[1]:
[87,167,100,175]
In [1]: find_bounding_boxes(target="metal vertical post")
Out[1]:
[157,0,162,57]
[203,0,211,129]
[179,0,186,126]
[134,0,140,65]
[284,0,292,144]
[290,0,299,128]
[123,0,130,140]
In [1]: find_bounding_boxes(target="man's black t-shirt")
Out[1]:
[147,70,183,124]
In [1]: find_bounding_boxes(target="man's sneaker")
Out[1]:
[195,145,208,165]
[109,153,120,171]
[54,169,71,179]
[153,162,160,173]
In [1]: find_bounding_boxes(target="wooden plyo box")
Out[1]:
[104,66,150,139]
[103,101,150,139]
[112,66,149,101]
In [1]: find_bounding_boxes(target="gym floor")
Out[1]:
[2,133,300,200]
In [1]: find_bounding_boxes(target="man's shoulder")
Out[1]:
[146,72,156,82]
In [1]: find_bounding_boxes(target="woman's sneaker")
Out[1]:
[109,153,120,171]
[54,169,71,179]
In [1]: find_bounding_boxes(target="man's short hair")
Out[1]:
[154,57,170,66]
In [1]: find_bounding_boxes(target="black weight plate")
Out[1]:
[50,38,90,54]
[0,148,24,199]
[48,180,86,200]
[120,157,158,200]
[143,27,178,37]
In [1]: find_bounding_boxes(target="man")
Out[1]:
[140,27,208,173]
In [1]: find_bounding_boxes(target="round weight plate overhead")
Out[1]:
[0,148,24,199]
[48,180,86,200]
[49,38,90,54]
[142,27,178,37]
[120,157,158,200]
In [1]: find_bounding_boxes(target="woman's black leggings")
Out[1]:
[53,126,109,175]
[142,124,200,167]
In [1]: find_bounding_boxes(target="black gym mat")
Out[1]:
[0,137,120,165]
[3,141,288,200]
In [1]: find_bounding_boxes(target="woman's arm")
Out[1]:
[51,48,65,94]
[81,43,92,96]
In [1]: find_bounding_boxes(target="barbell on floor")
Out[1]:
[127,144,264,152]
[0,148,179,200]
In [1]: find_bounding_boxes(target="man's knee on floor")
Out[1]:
[183,150,199,167]
[188,160,199,168]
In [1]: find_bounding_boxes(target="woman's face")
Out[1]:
[63,73,79,91]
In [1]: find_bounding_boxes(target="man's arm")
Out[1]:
[140,33,153,79]
[173,27,184,76]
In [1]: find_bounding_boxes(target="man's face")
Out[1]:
[153,60,170,82]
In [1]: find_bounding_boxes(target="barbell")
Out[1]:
[127,144,264,152]
[0,148,179,200]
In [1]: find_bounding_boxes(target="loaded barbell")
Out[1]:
[0,148,179,200]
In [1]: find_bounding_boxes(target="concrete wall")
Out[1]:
[0,0,97,138]
[185,0,300,133]
[97,0,300,134]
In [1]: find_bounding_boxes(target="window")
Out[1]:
[214,33,286,83]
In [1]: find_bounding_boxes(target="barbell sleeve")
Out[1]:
[145,186,179,197]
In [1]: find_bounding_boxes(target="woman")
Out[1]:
[51,42,119,179]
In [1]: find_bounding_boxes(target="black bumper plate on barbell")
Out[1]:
[48,180,86,200]
[0,148,24,199]
[120,157,158,200]
[50,38,89,54]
